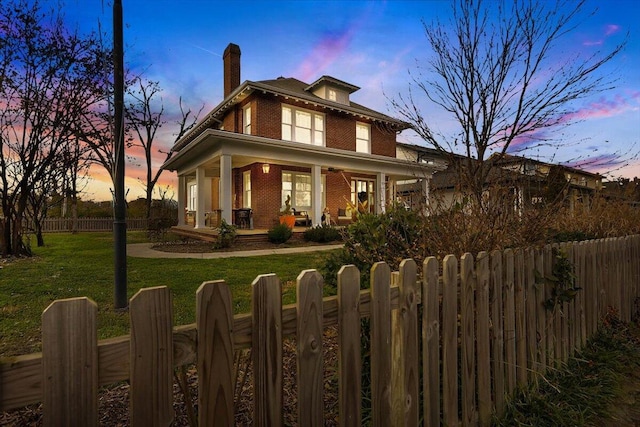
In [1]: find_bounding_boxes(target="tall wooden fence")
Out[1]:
[38,217,149,232]
[1,236,639,425]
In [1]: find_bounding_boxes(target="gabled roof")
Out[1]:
[172,76,409,152]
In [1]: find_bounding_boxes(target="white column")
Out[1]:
[177,175,186,226]
[421,177,430,214]
[377,172,386,214]
[311,164,322,226]
[195,167,206,229]
[220,154,233,225]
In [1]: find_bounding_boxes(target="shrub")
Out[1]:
[267,222,293,244]
[215,219,237,249]
[303,224,341,243]
[320,204,427,291]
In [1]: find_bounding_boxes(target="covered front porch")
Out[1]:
[163,130,435,231]
[169,224,313,244]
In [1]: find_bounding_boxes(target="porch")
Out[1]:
[170,224,312,244]
[163,130,435,231]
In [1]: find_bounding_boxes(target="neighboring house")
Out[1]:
[397,143,602,213]
[162,43,440,229]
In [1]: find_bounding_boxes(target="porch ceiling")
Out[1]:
[163,129,441,180]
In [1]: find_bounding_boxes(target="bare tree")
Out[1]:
[391,0,626,208]
[0,0,102,256]
[126,77,202,220]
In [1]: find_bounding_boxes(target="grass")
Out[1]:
[0,231,333,357]
[493,312,640,426]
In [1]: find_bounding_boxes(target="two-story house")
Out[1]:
[162,43,439,230]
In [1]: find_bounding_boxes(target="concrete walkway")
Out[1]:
[127,242,343,259]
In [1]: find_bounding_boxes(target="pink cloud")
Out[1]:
[605,24,620,36]
[582,23,622,47]
[561,92,640,122]
[293,29,355,81]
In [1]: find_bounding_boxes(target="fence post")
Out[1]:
[514,249,527,387]
[337,265,362,427]
[395,259,419,426]
[42,297,98,427]
[460,253,477,427]
[503,249,516,395]
[524,248,537,383]
[370,262,392,427]
[129,286,174,426]
[422,257,441,427]
[251,274,283,427]
[196,281,234,427]
[296,270,324,426]
[475,252,491,426]
[442,254,459,427]
[490,250,505,415]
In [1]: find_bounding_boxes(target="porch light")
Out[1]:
[262,163,270,174]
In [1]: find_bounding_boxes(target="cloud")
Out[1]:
[605,24,621,36]
[583,23,622,47]
[293,28,356,81]
[562,92,640,122]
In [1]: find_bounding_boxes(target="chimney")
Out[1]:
[223,43,241,98]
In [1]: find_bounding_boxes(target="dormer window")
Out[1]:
[306,76,359,106]
[282,105,325,146]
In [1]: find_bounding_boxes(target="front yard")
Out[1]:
[0,231,333,357]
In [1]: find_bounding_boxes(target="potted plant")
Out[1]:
[279,195,296,229]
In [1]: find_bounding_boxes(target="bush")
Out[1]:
[320,204,427,291]
[267,222,293,244]
[215,219,237,249]
[303,224,341,243]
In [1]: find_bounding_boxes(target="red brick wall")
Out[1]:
[326,114,355,151]
[232,92,398,157]
[371,123,396,157]
[254,95,281,139]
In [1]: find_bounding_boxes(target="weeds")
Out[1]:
[494,311,640,426]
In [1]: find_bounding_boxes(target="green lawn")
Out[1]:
[0,232,333,357]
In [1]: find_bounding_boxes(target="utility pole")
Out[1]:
[113,0,127,309]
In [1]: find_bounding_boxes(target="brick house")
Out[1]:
[162,43,439,229]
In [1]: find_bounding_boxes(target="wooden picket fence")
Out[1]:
[1,236,639,425]
[39,217,149,232]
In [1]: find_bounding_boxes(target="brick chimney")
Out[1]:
[223,43,241,98]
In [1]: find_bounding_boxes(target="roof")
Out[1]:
[172,76,409,152]
[305,75,360,93]
[492,153,602,179]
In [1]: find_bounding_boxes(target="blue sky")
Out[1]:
[58,0,639,200]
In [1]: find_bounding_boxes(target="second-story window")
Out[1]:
[356,122,370,154]
[243,105,252,135]
[282,105,324,146]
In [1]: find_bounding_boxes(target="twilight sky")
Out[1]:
[56,0,639,201]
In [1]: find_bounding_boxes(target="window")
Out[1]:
[328,89,337,101]
[282,172,325,210]
[351,179,375,213]
[281,105,324,146]
[356,122,370,154]
[188,184,197,211]
[243,171,251,208]
[243,105,252,135]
